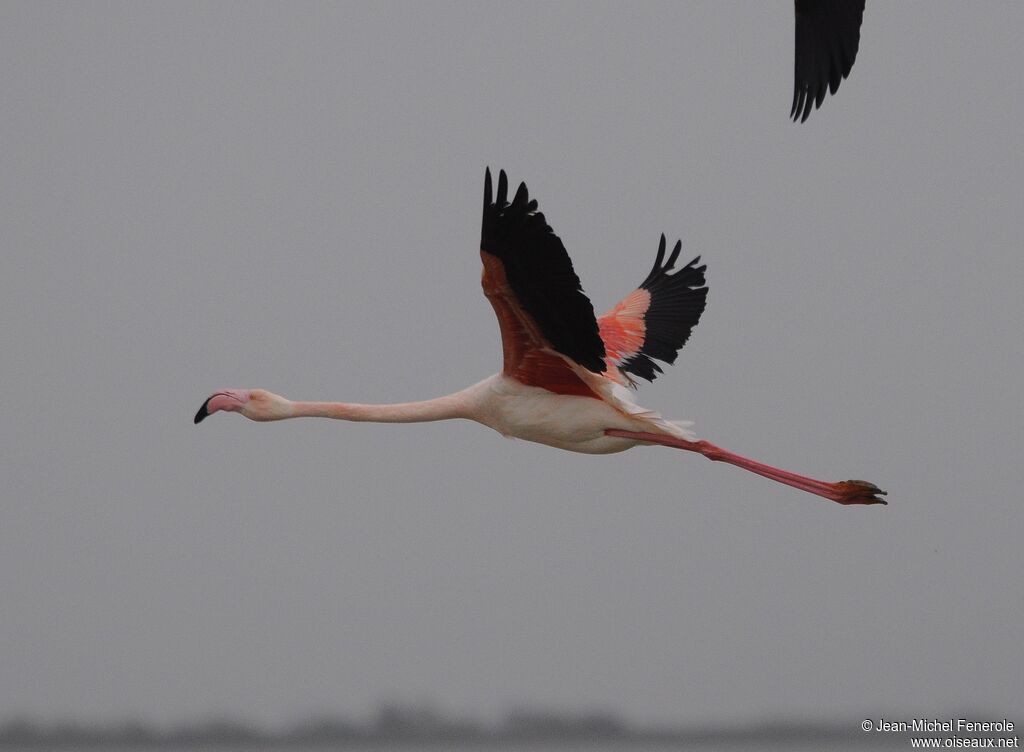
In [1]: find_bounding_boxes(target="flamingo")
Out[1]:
[195,169,886,506]
[791,0,866,122]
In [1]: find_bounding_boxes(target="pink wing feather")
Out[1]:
[598,235,708,386]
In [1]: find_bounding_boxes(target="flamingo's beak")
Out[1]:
[194,391,249,424]
[194,396,214,424]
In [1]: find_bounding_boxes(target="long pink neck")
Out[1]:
[289,392,470,424]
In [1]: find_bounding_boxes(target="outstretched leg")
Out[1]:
[605,429,886,505]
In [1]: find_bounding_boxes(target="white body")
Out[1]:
[460,372,693,455]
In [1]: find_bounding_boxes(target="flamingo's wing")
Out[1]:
[598,235,707,385]
[480,169,605,396]
[791,0,866,122]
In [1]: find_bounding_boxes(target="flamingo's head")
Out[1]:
[193,389,290,424]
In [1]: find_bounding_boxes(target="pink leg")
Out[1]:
[606,430,887,505]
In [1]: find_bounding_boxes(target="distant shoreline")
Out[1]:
[0,712,961,748]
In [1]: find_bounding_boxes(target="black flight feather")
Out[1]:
[792,0,865,122]
[620,234,708,383]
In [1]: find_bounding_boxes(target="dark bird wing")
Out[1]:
[598,235,707,385]
[480,168,606,396]
[791,0,866,122]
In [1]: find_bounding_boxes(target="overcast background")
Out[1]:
[1,0,1021,730]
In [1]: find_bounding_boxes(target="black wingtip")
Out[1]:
[497,170,508,206]
[667,239,682,270]
[792,90,813,123]
[512,181,529,207]
[791,0,865,123]
[194,397,212,424]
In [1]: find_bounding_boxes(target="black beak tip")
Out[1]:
[194,398,212,425]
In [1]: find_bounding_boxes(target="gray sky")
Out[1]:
[1,0,1021,728]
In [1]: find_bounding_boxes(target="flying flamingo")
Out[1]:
[791,0,866,122]
[195,169,886,506]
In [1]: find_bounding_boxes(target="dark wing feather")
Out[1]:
[598,235,707,384]
[480,168,605,374]
[792,0,866,122]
